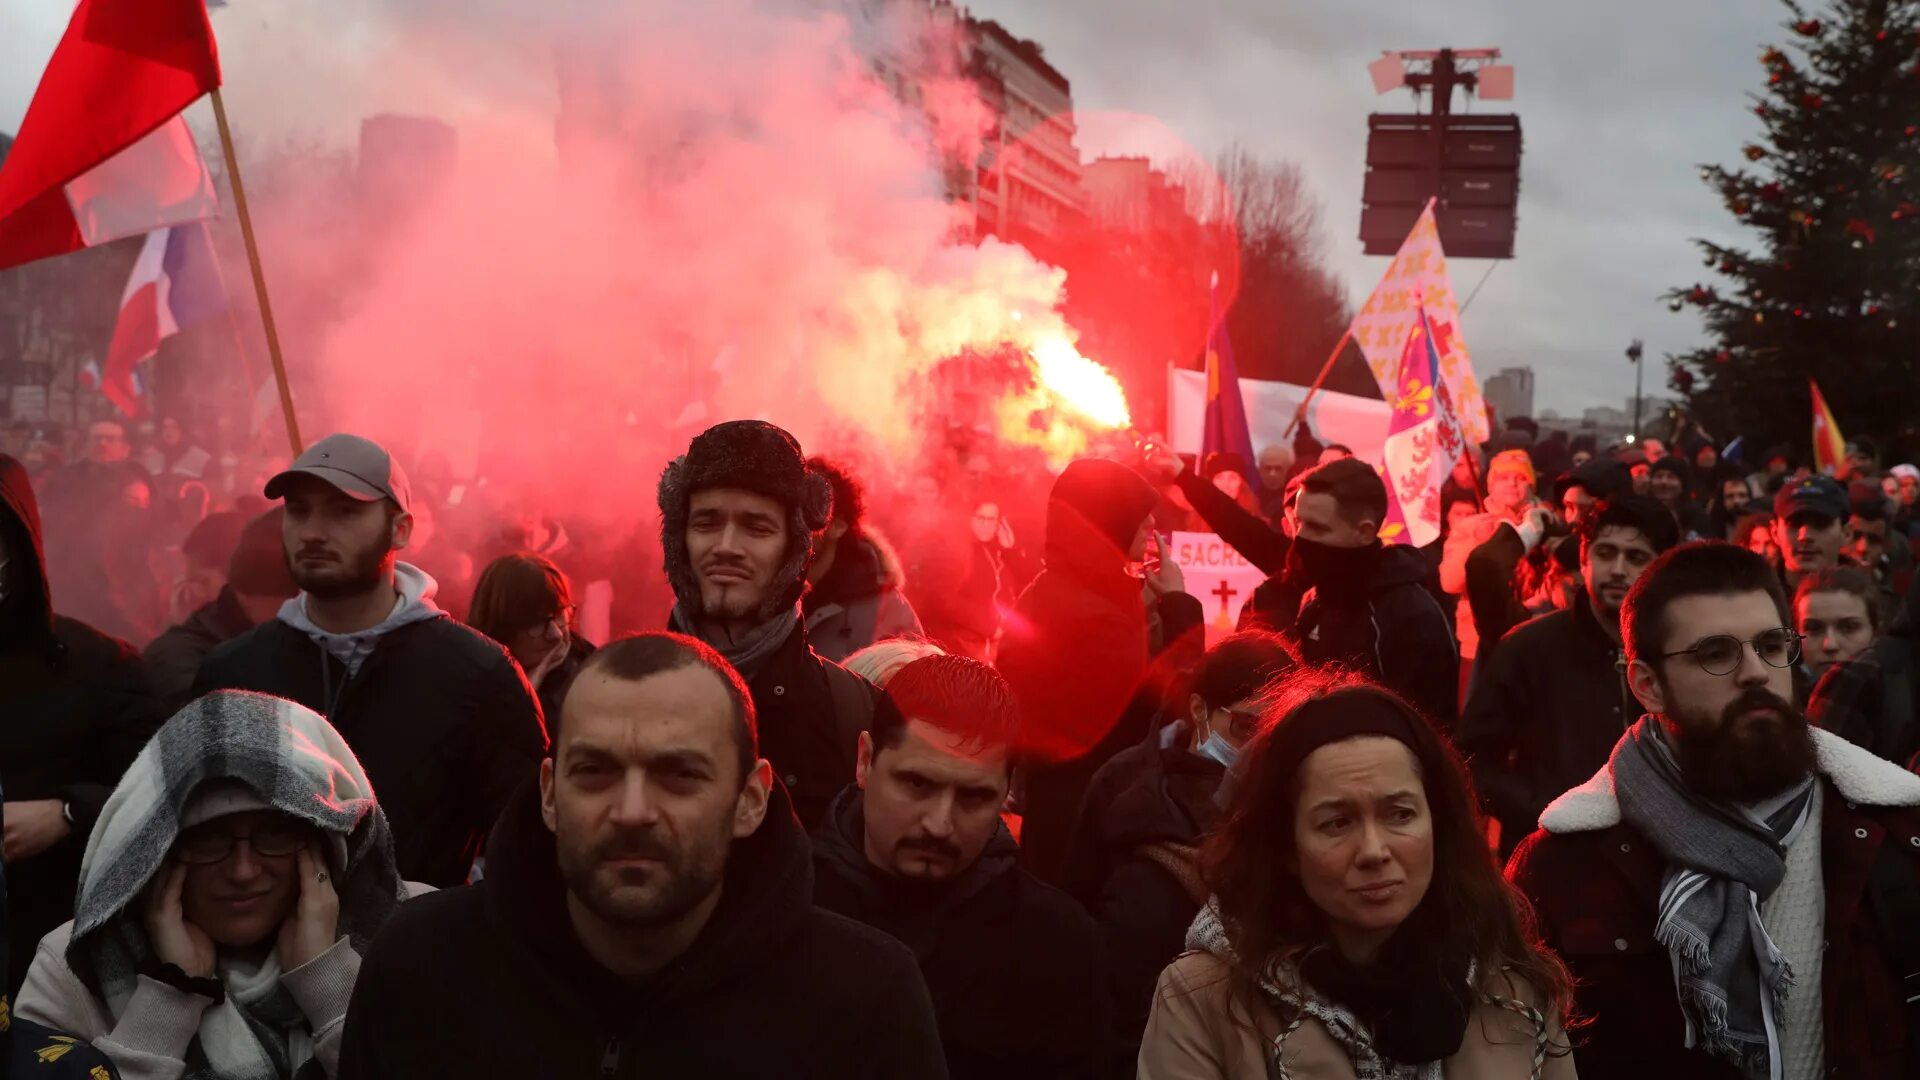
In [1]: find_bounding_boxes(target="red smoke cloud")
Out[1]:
[214,0,1131,530]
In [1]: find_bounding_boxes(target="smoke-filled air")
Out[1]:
[218,0,1132,521]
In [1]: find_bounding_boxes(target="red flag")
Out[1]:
[1810,379,1847,475]
[0,0,221,271]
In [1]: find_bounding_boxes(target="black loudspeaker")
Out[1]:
[1360,113,1522,259]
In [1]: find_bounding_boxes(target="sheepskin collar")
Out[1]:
[1539,724,1920,835]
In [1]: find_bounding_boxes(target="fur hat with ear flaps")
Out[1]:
[658,420,834,622]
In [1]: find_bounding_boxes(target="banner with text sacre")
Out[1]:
[1169,531,1266,648]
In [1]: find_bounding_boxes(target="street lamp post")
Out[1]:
[1627,339,1645,442]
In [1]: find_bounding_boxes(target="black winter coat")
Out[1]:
[338,780,947,1080]
[813,787,1107,1080]
[191,610,547,887]
[1456,591,1635,857]
[142,586,255,711]
[1062,724,1223,1078]
[0,456,165,997]
[1291,543,1460,729]
[999,461,1204,886]
[733,622,876,831]
[999,559,1201,884]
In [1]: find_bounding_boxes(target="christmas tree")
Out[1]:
[1667,0,1920,459]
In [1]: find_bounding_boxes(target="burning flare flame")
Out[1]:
[1031,335,1131,429]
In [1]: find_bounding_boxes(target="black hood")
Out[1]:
[0,454,54,651]
[484,773,818,1010]
[1043,458,1158,578]
[812,785,1017,958]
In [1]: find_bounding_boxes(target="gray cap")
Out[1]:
[264,433,411,511]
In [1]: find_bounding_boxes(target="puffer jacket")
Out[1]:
[803,530,924,663]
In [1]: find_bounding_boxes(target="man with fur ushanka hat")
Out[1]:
[657,420,876,829]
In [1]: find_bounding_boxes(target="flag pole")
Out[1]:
[1282,328,1353,438]
[209,88,302,457]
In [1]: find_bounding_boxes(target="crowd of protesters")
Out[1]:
[8,405,1920,1080]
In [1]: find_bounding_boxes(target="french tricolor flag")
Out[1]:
[86,224,226,417]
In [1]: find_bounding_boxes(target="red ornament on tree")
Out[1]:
[1744,144,1767,161]
[1793,19,1821,35]
[1896,201,1919,220]
[1909,126,1919,136]
[1801,92,1825,109]
[1716,350,1731,364]
[1761,182,1785,201]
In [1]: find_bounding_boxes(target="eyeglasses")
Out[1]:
[1660,627,1803,676]
[1218,704,1264,740]
[174,818,308,865]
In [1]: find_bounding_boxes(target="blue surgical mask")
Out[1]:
[1196,728,1240,769]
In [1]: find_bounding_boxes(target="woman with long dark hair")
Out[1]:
[1139,668,1577,1078]
[468,553,595,720]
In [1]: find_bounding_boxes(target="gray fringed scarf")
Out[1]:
[1611,718,1815,1079]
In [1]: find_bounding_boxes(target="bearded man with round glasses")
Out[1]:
[1507,541,1920,1080]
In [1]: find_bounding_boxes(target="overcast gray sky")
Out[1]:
[4,0,1787,414]
[966,0,1788,414]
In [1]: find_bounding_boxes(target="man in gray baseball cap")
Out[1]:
[264,433,413,511]
[193,432,546,887]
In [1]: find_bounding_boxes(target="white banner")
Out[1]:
[1167,367,1391,467]
[1169,530,1267,647]
[1348,202,1489,445]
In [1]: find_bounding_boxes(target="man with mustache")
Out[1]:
[1508,542,1920,1079]
[1459,495,1679,858]
[337,633,945,1077]
[811,653,1107,1079]
[655,420,877,830]
[193,434,547,887]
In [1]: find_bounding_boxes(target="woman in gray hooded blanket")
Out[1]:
[13,689,421,1080]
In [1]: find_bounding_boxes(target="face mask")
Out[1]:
[1291,536,1379,588]
[1196,728,1240,769]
